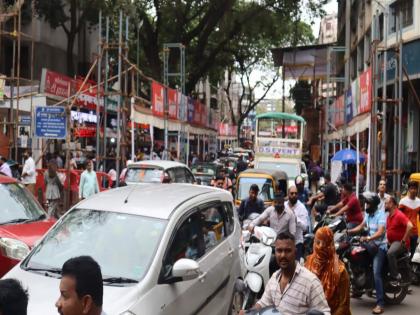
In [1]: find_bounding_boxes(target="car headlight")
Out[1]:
[0,237,30,260]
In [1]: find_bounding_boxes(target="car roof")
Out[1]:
[127,160,188,170]
[76,184,230,219]
[0,175,17,184]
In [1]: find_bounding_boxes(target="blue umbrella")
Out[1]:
[331,149,365,164]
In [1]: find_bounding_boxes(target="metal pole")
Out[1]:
[103,16,109,173]
[131,96,135,161]
[372,12,379,191]
[116,11,122,186]
[381,5,388,179]
[397,5,403,194]
[15,6,21,161]
[392,9,399,193]
[325,47,331,170]
[356,131,360,197]
[96,10,102,170]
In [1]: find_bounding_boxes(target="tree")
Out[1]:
[130,0,327,93]
[34,0,106,76]
[290,80,313,115]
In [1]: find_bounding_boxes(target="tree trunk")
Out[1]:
[67,32,76,76]
[236,117,243,143]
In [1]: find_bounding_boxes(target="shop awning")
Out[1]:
[324,113,371,140]
[133,110,181,131]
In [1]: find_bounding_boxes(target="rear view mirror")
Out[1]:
[172,258,200,281]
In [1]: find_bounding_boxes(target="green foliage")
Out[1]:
[129,0,324,93]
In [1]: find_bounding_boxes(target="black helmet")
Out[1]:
[363,191,380,214]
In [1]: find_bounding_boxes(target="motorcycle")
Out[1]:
[411,240,420,285]
[238,225,277,310]
[303,214,347,258]
[339,235,411,304]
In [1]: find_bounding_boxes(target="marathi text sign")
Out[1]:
[167,88,178,119]
[334,95,345,127]
[35,106,66,139]
[151,81,164,117]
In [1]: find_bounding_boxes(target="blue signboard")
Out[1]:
[35,106,66,139]
[18,115,32,126]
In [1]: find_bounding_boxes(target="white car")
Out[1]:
[5,184,242,315]
[124,160,195,185]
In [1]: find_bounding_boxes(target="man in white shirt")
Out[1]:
[0,156,12,177]
[285,186,309,262]
[21,150,37,194]
[79,160,100,200]
[377,179,390,211]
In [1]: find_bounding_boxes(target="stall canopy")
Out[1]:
[271,43,337,80]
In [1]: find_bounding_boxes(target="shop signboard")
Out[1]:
[35,106,66,139]
[167,88,178,120]
[74,126,96,138]
[275,125,298,134]
[74,79,100,111]
[151,81,165,117]
[40,68,73,99]
[359,67,372,114]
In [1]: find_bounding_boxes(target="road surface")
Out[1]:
[351,285,420,315]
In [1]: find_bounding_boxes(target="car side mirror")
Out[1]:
[172,258,200,281]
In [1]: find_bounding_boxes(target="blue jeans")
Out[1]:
[373,248,386,307]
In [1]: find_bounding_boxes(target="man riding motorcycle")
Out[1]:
[348,192,387,314]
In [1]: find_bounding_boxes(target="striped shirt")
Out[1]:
[257,264,331,315]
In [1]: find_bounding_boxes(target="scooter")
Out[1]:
[239,225,277,309]
[411,241,420,285]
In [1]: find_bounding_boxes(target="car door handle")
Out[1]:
[198,271,207,282]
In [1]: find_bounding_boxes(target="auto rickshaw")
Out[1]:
[235,169,288,208]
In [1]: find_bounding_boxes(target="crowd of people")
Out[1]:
[234,174,420,315]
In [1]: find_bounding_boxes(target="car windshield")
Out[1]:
[191,165,215,176]
[125,167,163,183]
[258,162,299,178]
[238,177,274,202]
[23,209,167,283]
[0,183,45,225]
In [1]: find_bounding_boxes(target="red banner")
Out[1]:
[152,81,165,117]
[335,95,345,127]
[200,104,207,127]
[275,125,298,133]
[42,69,73,98]
[359,67,372,114]
[74,126,96,138]
[74,79,99,111]
[167,88,178,119]
[193,100,202,125]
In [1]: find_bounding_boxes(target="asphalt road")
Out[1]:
[350,285,420,315]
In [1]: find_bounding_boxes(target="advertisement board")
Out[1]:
[151,81,165,117]
[359,67,372,114]
[167,88,178,119]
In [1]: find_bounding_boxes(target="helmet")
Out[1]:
[295,175,304,185]
[362,191,380,213]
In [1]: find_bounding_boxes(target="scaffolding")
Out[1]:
[0,0,36,161]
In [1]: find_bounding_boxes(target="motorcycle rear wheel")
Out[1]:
[384,268,410,305]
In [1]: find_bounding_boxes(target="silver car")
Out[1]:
[124,160,196,185]
[5,184,242,315]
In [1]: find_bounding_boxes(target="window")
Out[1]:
[326,22,332,31]
[173,167,187,183]
[163,204,227,268]
[389,0,413,33]
[222,202,235,236]
[184,169,195,183]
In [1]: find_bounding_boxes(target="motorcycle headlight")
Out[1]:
[0,237,30,260]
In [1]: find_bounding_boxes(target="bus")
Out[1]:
[254,112,307,186]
